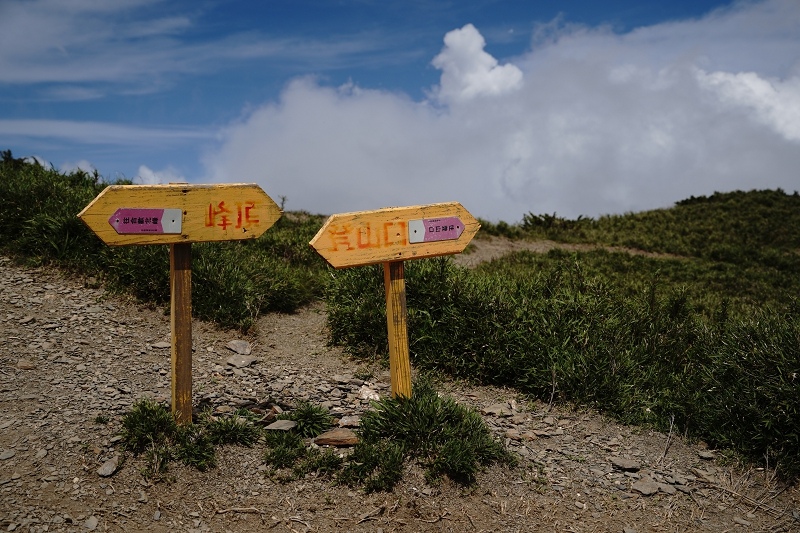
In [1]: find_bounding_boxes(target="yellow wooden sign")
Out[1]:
[309,202,480,269]
[311,201,481,398]
[78,183,282,245]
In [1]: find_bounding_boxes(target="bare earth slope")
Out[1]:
[1,250,798,533]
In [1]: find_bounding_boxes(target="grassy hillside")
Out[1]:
[2,150,798,480]
[482,189,800,269]
[328,193,800,480]
[0,151,329,329]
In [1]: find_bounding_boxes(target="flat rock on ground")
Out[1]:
[0,254,798,532]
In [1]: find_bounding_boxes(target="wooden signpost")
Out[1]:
[79,183,281,423]
[310,202,480,397]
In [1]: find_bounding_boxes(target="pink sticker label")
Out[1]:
[408,217,464,243]
[109,208,182,234]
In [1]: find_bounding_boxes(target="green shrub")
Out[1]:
[263,430,307,470]
[120,398,178,454]
[339,440,405,493]
[0,152,329,330]
[174,424,217,471]
[119,399,266,479]
[205,413,262,447]
[326,254,800,480]
[278,401,333,438]
[343,377,515,491]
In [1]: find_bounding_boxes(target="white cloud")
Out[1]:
[59,160,96,174]
[696,70,800,141]
[0,119,213,145]
[0,0,413,94]
[431,23,523,104]
[205,0,800,220]
[136,165,186,185]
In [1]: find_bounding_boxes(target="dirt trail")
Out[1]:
[453,235,678,268]
[0,255,797,532]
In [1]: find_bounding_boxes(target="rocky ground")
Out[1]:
[1,240,798,532]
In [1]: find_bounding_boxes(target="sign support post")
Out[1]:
[79,183,281,423]
[383,261,412,398]
[310,202,480,398]
[170,243,193,424]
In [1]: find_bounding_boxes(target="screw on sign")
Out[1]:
[79,183,282,423]
[310,202,480,397]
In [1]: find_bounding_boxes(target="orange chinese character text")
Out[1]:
[236,201,259,229]
[328,224,354,251]
[356,222,381,249]
[206,201,233,230]
[383,221,407,247]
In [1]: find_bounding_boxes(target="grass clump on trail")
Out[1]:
[120,399,262,479]
[339,377,516,492]
[277,401,335,438]
[259,379,514,491]
[262,430,344,482]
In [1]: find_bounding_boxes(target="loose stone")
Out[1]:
[84,515,99,530]
[0,449,16,460]
[226,340,252,355]
[631,479,660,496]
[265,420,297,431]
[226,354,258,368]
[482,403,513,417]
[97,456,119,477]
[314,428,358,447]
[610,457,640,472]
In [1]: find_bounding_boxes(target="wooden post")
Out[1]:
[383,261,412,398]
[170,242,193,424]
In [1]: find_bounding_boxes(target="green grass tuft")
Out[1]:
[352,377,516,489]
[205,413,262,447]
[174,424,217,471]
[339,440,405,493]
[263,430,307,470]
[119,400,265,480]
[279,401,334,438]
[120,398,178,455]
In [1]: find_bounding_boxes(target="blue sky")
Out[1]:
[2,0,799,221]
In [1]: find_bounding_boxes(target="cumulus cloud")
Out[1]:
[696,70,800,142]
[59,160,96,174]
[205,0,800,220]
[136,165,186,185]
[431,24,523,104]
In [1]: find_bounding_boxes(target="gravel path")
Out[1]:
[1,255,797,532]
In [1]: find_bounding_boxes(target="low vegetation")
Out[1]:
[120,381,511,490]
[340,377,516,491]
[120,399,260,478]
[2,149,798,481]
[0,150,328,330]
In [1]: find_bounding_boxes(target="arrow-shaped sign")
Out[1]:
[310,201,480,398]
[108,208,183,235]
[78,182,282,424]
[78,183,281,245]
[310,202,480,269]
[407,216,465,243]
